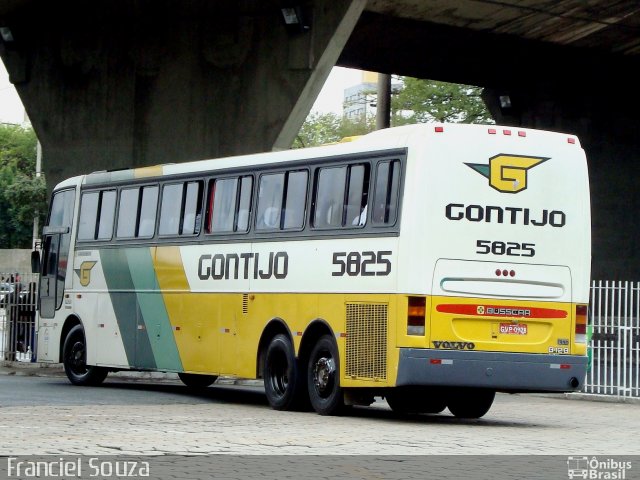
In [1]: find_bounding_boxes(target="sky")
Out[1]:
[0,62,363,125]
[0,61,25,124]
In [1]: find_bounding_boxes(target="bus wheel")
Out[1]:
[62,325,108,386]
[307,334,345,415]
[386,388,447,415]
[263,334,306,410]
[178,373,217,389]
[446,389,495,419]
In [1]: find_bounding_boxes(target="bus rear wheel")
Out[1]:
[62,324,108,386]
[263,334,306,410]
[307,334,345,415]
[386,388,447,415]
[178,373,217,389]
[446,388,495,419]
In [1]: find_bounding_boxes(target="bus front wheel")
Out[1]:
[446,388,495,419]
[263,334,306,410]
[62,325,108,386]
[307,334,345,415]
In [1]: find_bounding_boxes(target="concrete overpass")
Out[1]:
[1,0,639,279]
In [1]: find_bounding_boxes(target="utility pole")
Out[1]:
[376,73,391,130]
[32,140,42,250]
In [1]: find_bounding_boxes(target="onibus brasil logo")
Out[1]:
[465,154,548,193]
[567,456,632,479]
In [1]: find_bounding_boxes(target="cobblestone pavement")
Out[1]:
[0,378,638,456]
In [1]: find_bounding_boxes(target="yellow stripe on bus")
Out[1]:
[134,165,164,178]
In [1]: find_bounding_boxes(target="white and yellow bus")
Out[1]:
[33,123,591,417]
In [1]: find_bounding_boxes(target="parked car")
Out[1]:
[0,282,15,307]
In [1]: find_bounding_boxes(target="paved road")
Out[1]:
[1,374,638,457]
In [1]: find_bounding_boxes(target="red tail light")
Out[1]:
[575,304,588,342]
[408,296,426,336]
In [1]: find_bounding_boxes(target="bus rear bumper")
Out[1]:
[396,349,588,392]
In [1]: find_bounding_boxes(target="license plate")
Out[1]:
[500,323,528,335]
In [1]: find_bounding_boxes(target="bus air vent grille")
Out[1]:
[345,303,387,380]
[242,294,249,314]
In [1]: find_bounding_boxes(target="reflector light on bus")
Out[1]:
[503,129,512,136]
[407,296,426,336]
[568,137,576,144]
[488,128,497,134]
[429,359,453,365]
[435,126,444,133]
[518,131,526,137]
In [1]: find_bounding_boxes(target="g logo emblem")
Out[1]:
[466,154,548,193]
[75,261,97,287]
[477,306,485,315]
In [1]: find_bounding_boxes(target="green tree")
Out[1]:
[0,124,47,248]
[392,77,493,125]
[293,112,375,148]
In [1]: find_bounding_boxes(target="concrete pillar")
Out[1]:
[0,0,365,190]
[483,85,640,280]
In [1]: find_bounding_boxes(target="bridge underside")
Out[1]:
[0,0,366,185]
[1,1,639,279]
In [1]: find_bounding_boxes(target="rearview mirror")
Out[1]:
[31,250,41,273]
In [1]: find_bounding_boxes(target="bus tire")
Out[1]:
[263,334,306,410]
[178,373,217,389]
[307,334,345,415]
[386,388,447,415]
[62,324,108,386]
[446,389,495,419]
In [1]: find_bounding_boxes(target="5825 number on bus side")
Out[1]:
[476,240,535,257]
[332,251,392,277]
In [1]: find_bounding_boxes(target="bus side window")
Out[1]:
[312,163,368,229]
[181,181,203,235]
[256,171,307,231]
[116,185,158,238]
[206,176,253,234]
[313,167,346,228]
[78,190,117,241]
[372,160,400,225]
[256,173,284,230]
[138,186,158,238]
[159,183,183,235]
[116,188,139,238]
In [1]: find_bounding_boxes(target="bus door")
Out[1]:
[39,189,75,319]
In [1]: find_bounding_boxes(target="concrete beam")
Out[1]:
[0,0,365,189]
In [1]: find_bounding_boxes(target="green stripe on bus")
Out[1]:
[85,170,135,185]
[125,248,183,371]
[100,248,156,370]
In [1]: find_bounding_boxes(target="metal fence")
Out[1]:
[584,281,640,398]
[0,272,38,362]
